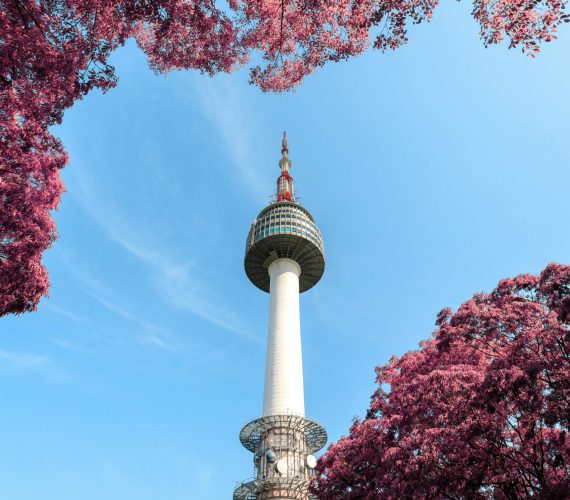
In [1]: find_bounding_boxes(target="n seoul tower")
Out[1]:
[234,133,327,500]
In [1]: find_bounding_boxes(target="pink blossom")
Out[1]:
[311,264,570,498]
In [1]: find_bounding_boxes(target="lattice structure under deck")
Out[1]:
[234,415,326,500]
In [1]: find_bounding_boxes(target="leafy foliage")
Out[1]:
[1,0,567,315]
[311,263,570,499]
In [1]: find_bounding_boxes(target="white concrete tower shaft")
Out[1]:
[235,132,327,500]
[263,258,304,417]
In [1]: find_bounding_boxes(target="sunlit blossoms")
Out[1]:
[1,1,568,315]
[311,263,570,498]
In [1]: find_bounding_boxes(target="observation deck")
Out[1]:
[244,201,325,293]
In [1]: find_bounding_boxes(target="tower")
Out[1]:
[234,133,327,500]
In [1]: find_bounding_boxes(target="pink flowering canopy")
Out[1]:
[1,1,569,315]
[311,263,570,499]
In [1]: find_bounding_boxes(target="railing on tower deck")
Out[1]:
[239,413,328,454]
[233,476,318,500]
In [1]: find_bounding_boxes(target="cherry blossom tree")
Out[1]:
[311,263,570,499]
[1,1,568,315]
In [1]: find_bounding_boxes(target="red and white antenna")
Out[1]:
[277,131,294,202]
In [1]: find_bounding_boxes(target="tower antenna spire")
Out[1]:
[282,130,288,156]
[277,131,293,201]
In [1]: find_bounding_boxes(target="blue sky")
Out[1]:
[2,4,570,499]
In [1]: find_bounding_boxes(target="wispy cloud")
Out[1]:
[66,263,183,351]
[0,349,65,382]
[44,302,82,322]
[67,165,259,343]
[191,77,267,201]
[0,349,50,370]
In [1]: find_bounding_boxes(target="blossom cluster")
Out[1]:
[311,264,570,498]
